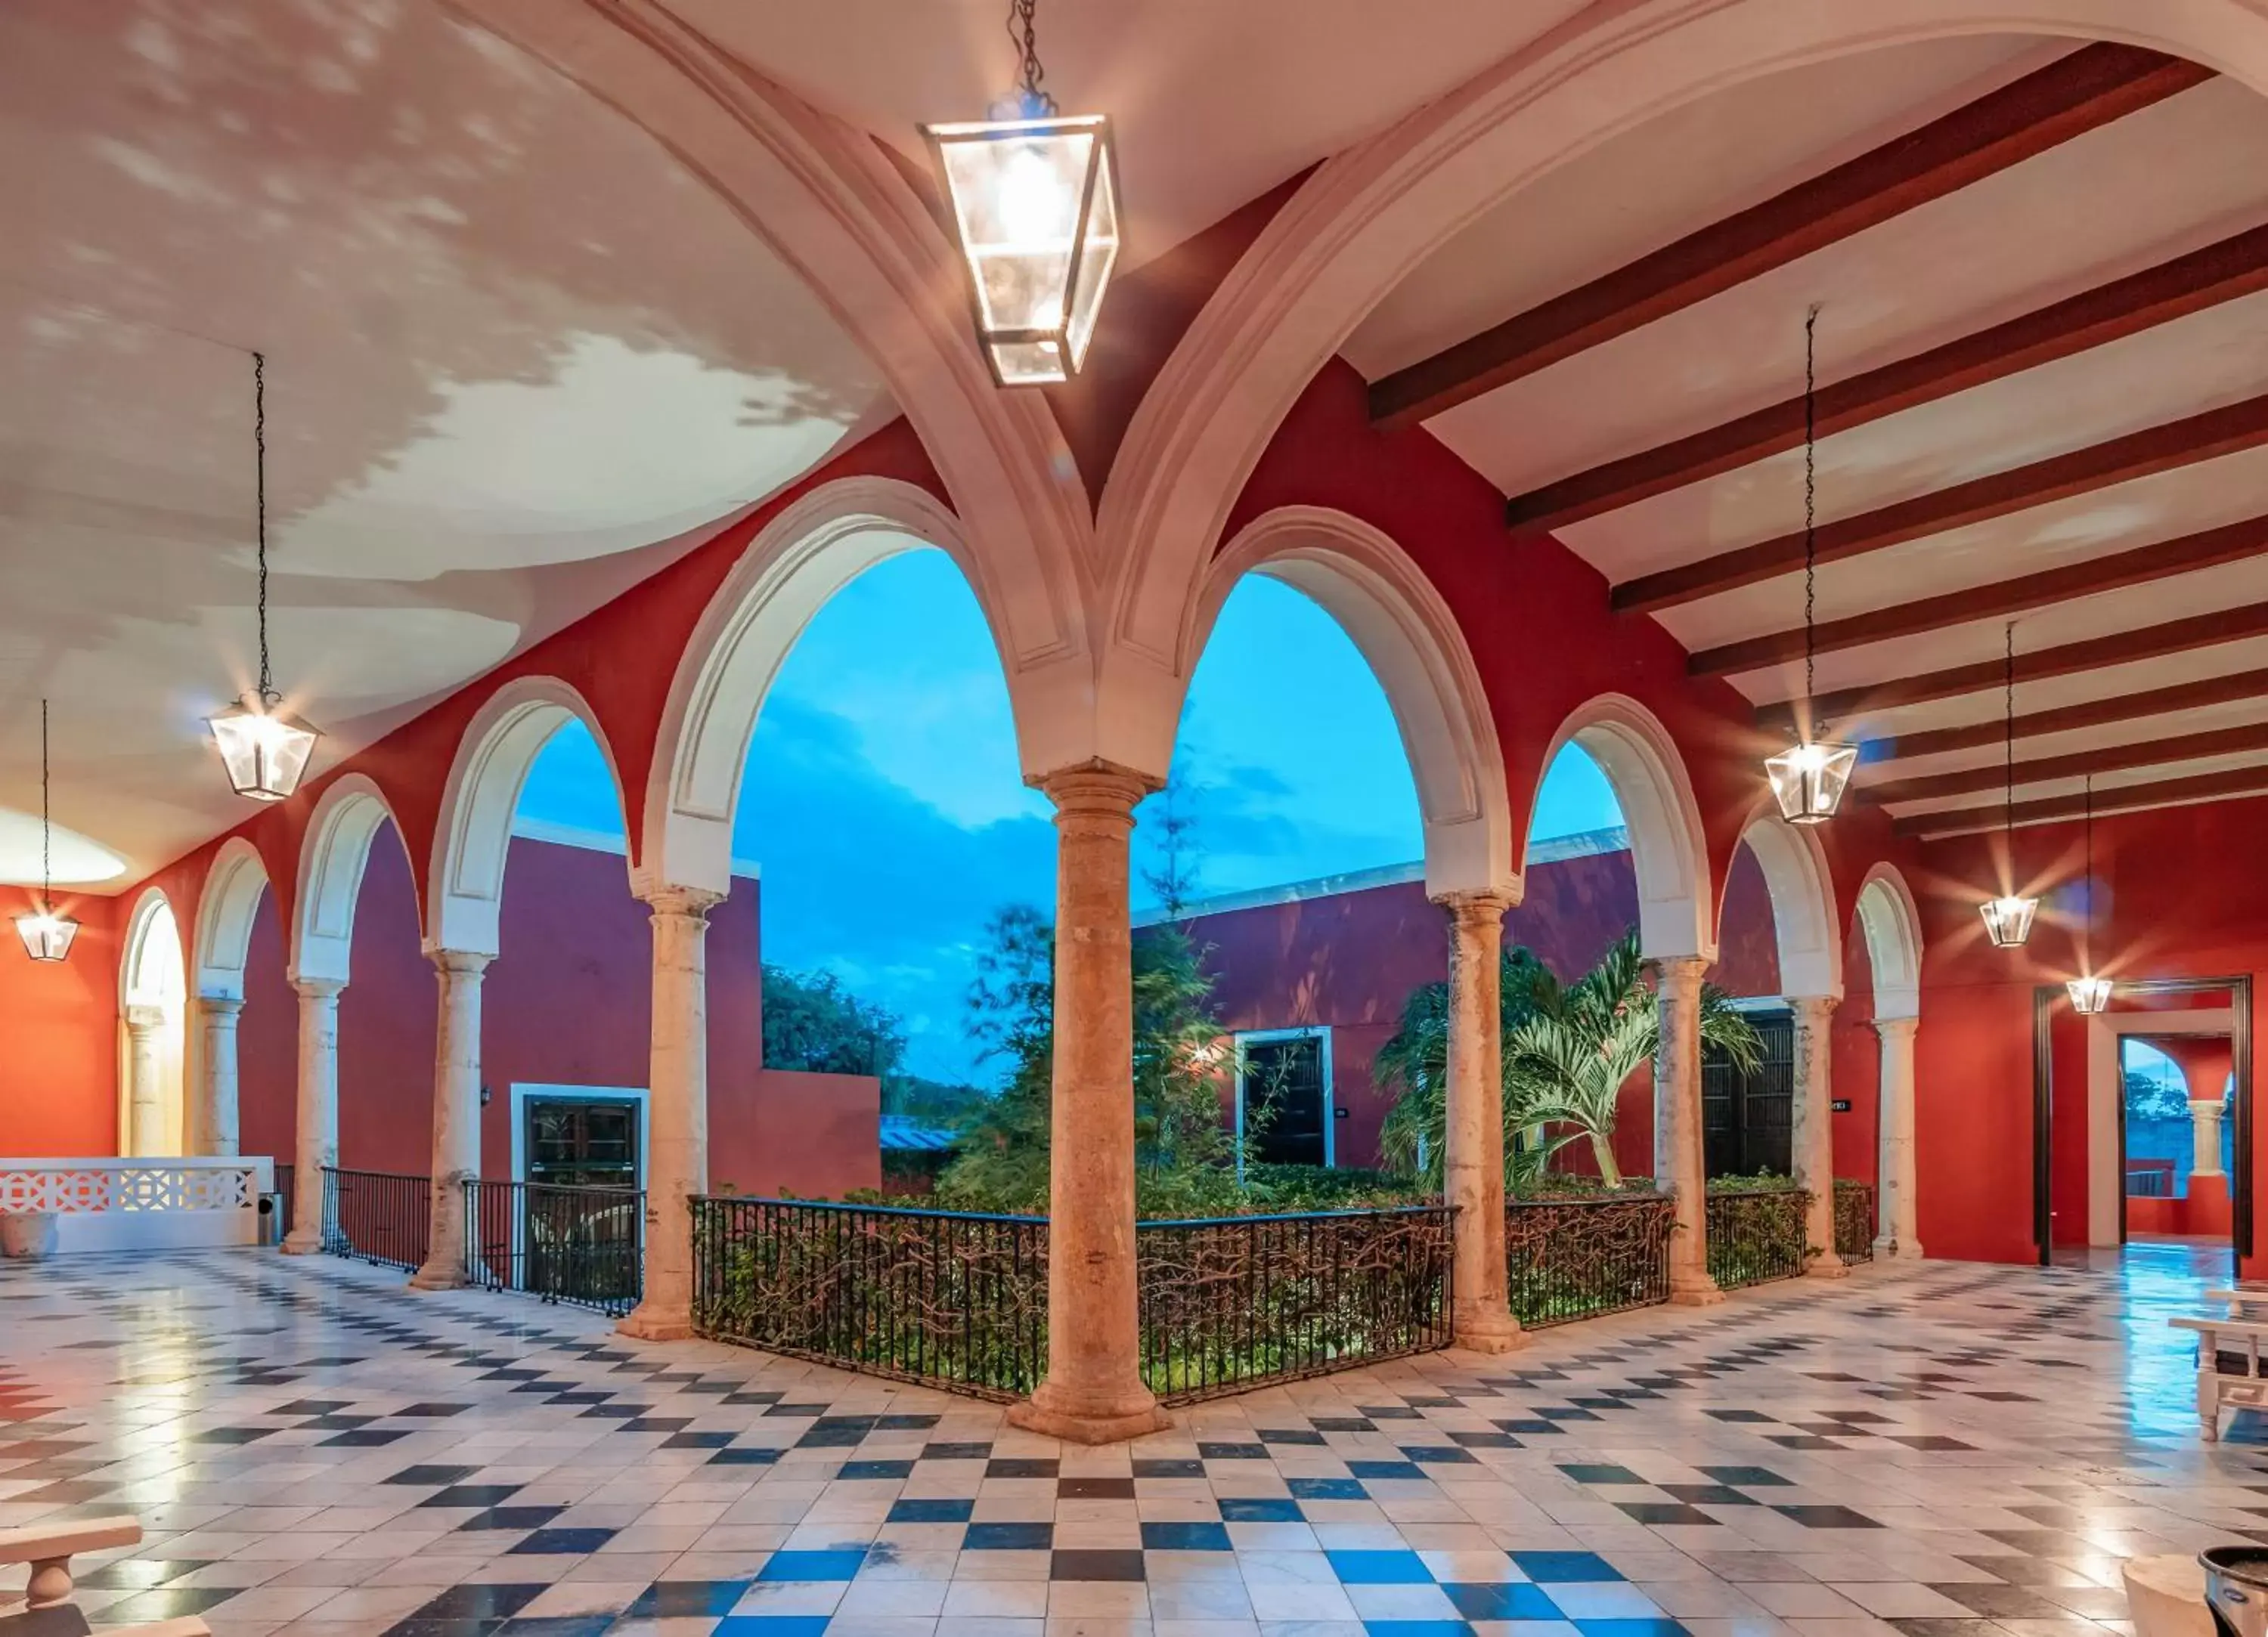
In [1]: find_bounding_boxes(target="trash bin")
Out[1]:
[0,1211,57,1259]
[256,1192,285,1248]
[2201,1546,2268,1637]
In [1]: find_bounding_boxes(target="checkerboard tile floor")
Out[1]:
[2,1242,2263,1637]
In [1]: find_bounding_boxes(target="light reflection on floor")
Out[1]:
[2053,1239,2244,1441]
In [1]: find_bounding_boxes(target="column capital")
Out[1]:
[1644,953,1709,993]
[1789,992,1840,1021]
[2191,1097,2230,1116]
[429,948,494,978]
[1433,887,1516,924]
[641,883,727,922]
[194,994,246,1019]
[1870,1014,1919,1041]
[1034,758,1157,821]
[123,1002,167,1032]
[293,976,346,1001]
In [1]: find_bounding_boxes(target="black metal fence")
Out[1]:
[1136,1206,1456,1403]
[1833,1179,1876,1264]
[1506,1192,1673,1326]
[1705,1185,1811,1289]
[274,1163,294,1239]
[466,1179,644,1316]
[691,1196,1049,1400]
[321,1167,430,1272]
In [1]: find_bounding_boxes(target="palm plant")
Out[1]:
[1376,930,1761,1193]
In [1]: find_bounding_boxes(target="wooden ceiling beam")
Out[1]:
[1616,391,2268,615]
[1755,600,2268,729]
[1687,512,2268,676]
[1367,43,2211,432]
[1867,718,2268,804]
[1866,667,2268,761]
[1896,762,2268,837]
[1506,221,2268,531]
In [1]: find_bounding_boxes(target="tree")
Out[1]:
[1376,930,1761,1192]
[1141,757,1206,918]
[761,964,906,1084]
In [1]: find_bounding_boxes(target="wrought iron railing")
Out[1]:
[691,1196,1048,1400]
[1705,1184,1811,1289]
[466,1179,643,1316]
[1506,1192,1673,1326]
[1833,1179,1876,1264]
[321,1167,430,1272]
[1136,1206,1455,1404]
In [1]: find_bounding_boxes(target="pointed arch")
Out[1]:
[1536,695,1712,961]
[194,837,271,1002]
[122,887,184,1010]
[429,677,625,955]
[1734,809,1843,1002]
[1855,862,1924,1020]
[1191,506,1515,899]
[645,476,1038,894]
[294,775,404,986]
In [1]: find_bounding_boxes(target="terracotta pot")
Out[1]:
[0,1211,58,1259]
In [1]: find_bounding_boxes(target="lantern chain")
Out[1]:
[39,698,51,902]
[1803,305,1819,713]
[1005,0,1058,116]
[2002,621,2016,841]
[254,350,275,706]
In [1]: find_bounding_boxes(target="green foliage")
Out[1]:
[762,964,906,1081]
[1375,930,1761,1196]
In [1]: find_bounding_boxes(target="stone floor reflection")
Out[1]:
[5,1247,2266,1637]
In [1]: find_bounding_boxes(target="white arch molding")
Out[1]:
[430,677,625,955]
[1734,809,1844,1003]
[194,837,271,1003]
[1193,506,1516,899]
[1538,695,1713,962]
[444,0,1105,761]
[119,888,188,1158]
[293,775,401,986]
[647,477,1046,895]
[1854,863,1926,1021]
[1095,0,2268,691]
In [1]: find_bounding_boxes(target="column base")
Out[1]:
[407,1261,466,1292]
[1668,1274,1724,1307]
[616,1302,696,1341]
[1006,1381,1170,1447]
[1873,1235,1923,1260]
[1805,1250,1850,1280]
[1452,1304,1526,1356]
[280,1231,323,1257]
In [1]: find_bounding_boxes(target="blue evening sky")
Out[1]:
[517,549,1622,1084]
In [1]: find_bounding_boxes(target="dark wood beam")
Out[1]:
[1866,667,2268,761]
[1616,391,2268,615]
[1368,43,2211,432]
[1688,512,2268,676]
[1867,719,2268,805]
[1755,600,2268,729]
[1896,763,2268,837]
[1506,221,2268,531]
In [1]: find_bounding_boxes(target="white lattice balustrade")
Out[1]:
[0,1156,276,1254]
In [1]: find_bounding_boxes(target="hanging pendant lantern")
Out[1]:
[15,700,79,963]
[1978,620,2037,948]
[923,0,1120,386]
[1767,307,1854,823]
[207,351,320,800]
[2066,774,2109,1012]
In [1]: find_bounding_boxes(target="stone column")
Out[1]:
[1871,1017,1922,1258]
[123,1004,167,1156]
[411,951,491,1291]
[2192,1098,2229,1180]
[1438,890,1522,1354]
[192,995,245,1158]
[282,978,344,1255]
[1789,995,1847,1278]
[619,886,723,1341]
[1007,763,1169,1444]
[1649,955,1721,1305]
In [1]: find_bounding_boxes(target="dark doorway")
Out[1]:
[525,1096,641,1190]
[1240,1032,1329,1168]
[1703,1005,1794,1177]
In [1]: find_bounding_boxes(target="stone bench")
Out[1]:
[0,1515,207,1637]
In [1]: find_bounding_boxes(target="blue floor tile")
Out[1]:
[1140,1521,1232,1551]
[1218,1496,1303,1524]
[1444,1580,1564,1620]
[1328,1549,1435,1583]
[1513,1549,1624,1583]
[887,1497,973,1524]
[754,1549,866,1582]
[1287,1477,1368,1500]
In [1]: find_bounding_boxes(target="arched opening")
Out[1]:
[119,891,187,1156]
[1536,697,1710,963]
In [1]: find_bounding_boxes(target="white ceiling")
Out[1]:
[0,0,887,887]
[1354,39,2268,837]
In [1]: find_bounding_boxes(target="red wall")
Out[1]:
[1915,791,2268,1269]
[232,827,877,1194]
[0,891,120,1156]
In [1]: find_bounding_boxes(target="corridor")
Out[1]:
[1,1252,2257,1637]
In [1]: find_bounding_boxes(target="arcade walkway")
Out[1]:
[0,1254,2257,1637]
